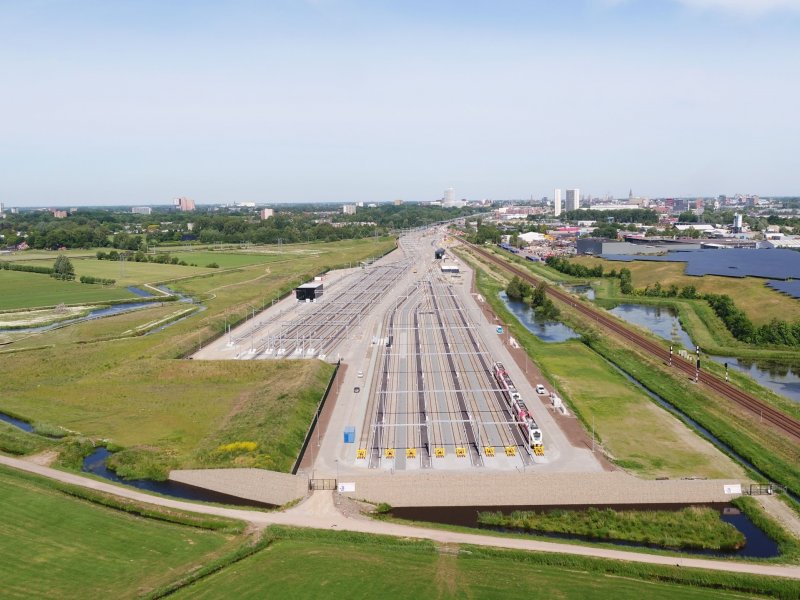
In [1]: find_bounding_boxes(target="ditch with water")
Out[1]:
[0,414,273,508]
[79,447,275,508]
[390,503,780,558]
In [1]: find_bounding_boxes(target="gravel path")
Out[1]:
[2,454,799,581]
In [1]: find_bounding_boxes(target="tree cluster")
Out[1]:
[505,277,560,320]
[51,255,75,280]
[79,275,116,285]
[545,256,604,278]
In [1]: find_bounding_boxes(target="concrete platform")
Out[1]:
[169,467,741,508]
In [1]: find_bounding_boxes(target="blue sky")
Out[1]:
[1,0,798,206]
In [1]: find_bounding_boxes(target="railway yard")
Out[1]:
[194,230,602,476]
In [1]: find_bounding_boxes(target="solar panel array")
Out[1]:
[767,280,800,300]
[601,248,800,280]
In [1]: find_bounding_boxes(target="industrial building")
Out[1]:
[295,282,324,301]
[435,248,445,259]
[576,238,677,256]
[441,263,460,274]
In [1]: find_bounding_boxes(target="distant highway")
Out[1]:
[459,239,800,442]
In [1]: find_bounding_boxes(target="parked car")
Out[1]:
[357,370,364,378]
[354,386,361,393]
[535,384,547,395]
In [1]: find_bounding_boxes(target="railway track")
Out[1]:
[460,240,800,442]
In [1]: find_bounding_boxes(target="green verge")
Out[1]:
[478,506,745,551]
[0,464,243,599]
[460,545,800,600]
[0,422,57,456]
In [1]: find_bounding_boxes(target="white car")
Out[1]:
[535,384,548,395]
[357,370,364,378]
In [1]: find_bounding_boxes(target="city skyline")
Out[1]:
[1,0,799,206]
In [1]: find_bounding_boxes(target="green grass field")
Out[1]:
[171,529,763,600]
[72,258,212,287]
[0,270,138,309]
[572,256,800,326]
[0,465,237,599]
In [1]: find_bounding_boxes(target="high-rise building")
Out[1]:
[566,188,580,212]
[444,188,455,205]
[342,204,357,215]
[553,189,562,217]
[174,197,196,212]
[260,208,274,220]
[131,206,152,215]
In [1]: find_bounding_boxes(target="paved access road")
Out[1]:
[2,454,799,582]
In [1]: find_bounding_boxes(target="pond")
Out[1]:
[607,304,800,404]
[81,447,274,508]
[500,291,579,343]
[709,356,800,404]
[608,304,694,349]
[390,503,780,558]
[562,284,595,301]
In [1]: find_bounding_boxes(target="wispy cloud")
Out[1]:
[675,0,800,15]
[599,0,800,16]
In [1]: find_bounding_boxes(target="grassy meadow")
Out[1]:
[0,237,395,477]
[169,527,788,600]
[0,465,239,600]
[0,270,138,309]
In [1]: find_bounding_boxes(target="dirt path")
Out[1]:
[2,454,799,581]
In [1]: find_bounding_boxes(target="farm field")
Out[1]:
[171,529,755,600]
[0,270,137,310]
[0,465,237,600]
[71,258,212,287]
[571,256,800,325]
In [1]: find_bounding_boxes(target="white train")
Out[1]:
[493,362,543,450]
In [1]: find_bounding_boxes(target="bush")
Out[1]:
[206,262,220,268]
[79,275,116,285]
[0,262,53,275]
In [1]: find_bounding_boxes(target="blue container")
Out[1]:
[344,426,356,444]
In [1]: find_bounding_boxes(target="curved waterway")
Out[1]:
[81,447,274,508]
[390,504,780,558]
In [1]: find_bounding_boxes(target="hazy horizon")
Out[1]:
[2,0,799,207]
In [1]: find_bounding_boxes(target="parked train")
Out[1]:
[493,362,544,450]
